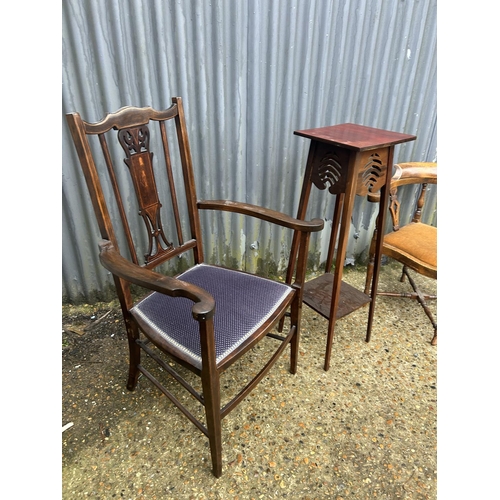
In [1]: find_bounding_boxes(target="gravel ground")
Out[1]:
[62,262,437,499]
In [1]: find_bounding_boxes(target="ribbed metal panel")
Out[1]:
[62,0,437,303]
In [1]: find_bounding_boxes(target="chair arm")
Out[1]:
[392,162,437,187]
[366,162,437,202]
[98,240,215,321]
[198,200,324,232]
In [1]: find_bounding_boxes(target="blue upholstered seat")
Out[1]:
[131,264,293,369]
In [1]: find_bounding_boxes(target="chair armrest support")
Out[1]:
[98,240,215,321]
[198,200,324,232]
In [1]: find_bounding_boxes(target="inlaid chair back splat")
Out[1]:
[66,97,323,477]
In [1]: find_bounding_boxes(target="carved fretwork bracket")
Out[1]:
[354,149,389,197]
[310,142,389,198]
[118,126,172,264]
[310,143,349,194]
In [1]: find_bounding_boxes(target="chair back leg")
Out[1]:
[126,321,141,391]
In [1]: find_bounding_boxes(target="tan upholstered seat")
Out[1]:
[383,223,437,279]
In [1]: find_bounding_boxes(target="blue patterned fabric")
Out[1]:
[131,264,293,368]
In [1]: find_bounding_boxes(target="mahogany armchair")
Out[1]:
[66,97,323,477]
[364,162,437,345]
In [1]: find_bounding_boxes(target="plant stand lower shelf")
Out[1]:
[303,274,371,320]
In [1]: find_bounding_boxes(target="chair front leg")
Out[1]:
[400,265,408,283]
[289,230,311,374]
[430,328,437,346]
[405,268,437,346]
[199,319,223,477]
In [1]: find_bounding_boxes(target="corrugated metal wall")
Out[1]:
[62,0,437,303]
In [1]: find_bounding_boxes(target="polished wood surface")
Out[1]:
[295,123,416,151]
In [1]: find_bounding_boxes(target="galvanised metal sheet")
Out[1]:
[62,0,437,303]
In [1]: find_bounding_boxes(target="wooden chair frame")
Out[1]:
[364,162,437,345]
[66,97,323,477]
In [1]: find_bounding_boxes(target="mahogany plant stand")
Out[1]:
[285,123,416,370]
